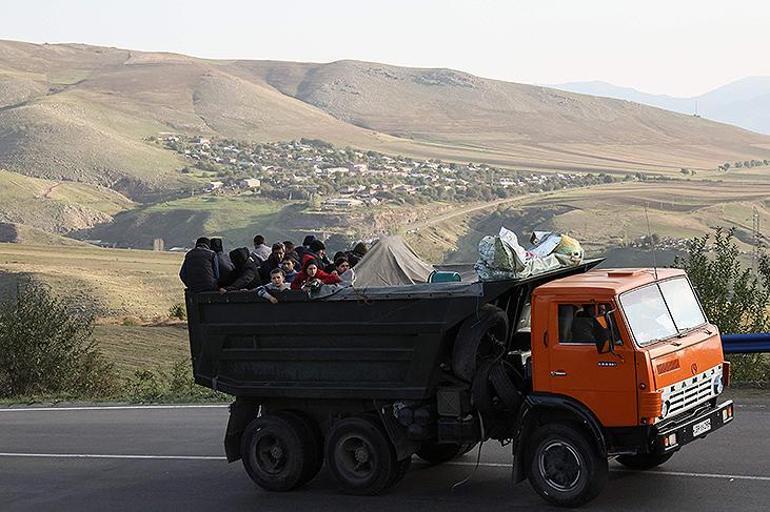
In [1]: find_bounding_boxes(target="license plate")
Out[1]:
[693,418,712,437]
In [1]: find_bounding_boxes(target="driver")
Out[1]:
[571,304,609,344]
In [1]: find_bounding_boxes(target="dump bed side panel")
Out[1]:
[187,293,483,400]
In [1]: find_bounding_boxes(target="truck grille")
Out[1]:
[660,365,722,420]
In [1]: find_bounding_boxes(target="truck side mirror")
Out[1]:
[596,309,618,354]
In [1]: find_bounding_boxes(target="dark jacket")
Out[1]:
[215,250,236,287]
[225,248,259,291]
[571,312,608,343]
[259,253,283,285]
[179,245,219,293]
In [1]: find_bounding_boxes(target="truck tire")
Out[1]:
[326,416,399,495]
[283,410,324,484]
[527,423,608,508]
[616,452,673,470]
[240,412,315,492]
[452,305,509,382]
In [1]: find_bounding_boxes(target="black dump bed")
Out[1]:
[186,261,600,401]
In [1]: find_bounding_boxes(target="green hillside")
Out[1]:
[0,168,134,234]
[79,195,293,249]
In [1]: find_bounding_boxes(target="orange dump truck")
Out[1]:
[187,262,733,507]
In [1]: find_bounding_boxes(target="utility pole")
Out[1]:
[752,206,760,270]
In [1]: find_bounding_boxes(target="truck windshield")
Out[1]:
[620,277,706,346]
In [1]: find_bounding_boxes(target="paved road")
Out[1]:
[1,390,768,512]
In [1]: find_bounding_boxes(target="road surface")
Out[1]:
[1,390,768,512]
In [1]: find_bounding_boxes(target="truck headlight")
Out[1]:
[712,374,724,395]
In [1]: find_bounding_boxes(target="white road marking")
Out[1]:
[1,453,768,483]
[426,460,770,482]
[0,404,228,412]
[0,452,227,461]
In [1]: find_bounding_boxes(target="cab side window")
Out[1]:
[558,303,619,345]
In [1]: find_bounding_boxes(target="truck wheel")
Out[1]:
[616,452,673,470]
[283,410,324,484]
[452,304,509,382]
[416,442,468,464]
[326,416,398,495]
[240,412,313,492]
[527,424,608,508]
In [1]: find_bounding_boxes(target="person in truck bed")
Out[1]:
[221,247,260,292]
[280,257,299,283]
[259,242,285,284]
[291,259,341,290]
[179,237,219,293]
[256,268,290,304]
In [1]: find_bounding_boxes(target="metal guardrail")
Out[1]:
[722,333,770,354]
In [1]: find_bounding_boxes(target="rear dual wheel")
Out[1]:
[326,416,408,495]
[240,411,323,492]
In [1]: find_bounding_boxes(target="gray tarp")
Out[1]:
[352,236,436,287]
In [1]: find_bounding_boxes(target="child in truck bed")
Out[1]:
[256,268,290,304]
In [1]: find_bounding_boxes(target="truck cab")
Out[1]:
[513,268,733,504]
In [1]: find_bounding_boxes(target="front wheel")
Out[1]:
[527,423,608,508]
[616,452,673,470]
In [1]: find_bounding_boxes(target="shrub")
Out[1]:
[169,303,186,320]
[0,281,117,398]
[674,227,770,385]
[124,360,226,403]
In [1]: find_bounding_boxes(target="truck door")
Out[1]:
[547,301,637,427]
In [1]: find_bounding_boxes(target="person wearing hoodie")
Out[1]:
[307,239,331,269]
[294,234,316,262]
[346,241,368,267]
[210,237,235,287]
[222,247,259,291]
[291,258,341,290]
[179,237,219,293]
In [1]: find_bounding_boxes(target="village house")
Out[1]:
[238,178,261,189]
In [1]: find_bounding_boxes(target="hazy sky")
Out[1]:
[2,0,768,97]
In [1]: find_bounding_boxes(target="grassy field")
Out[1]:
[0,243,183,319]
[94,324,189,376]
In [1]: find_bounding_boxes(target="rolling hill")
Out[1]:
[0,168,134,234]
[2,39,769,204]
[553,77,770,135]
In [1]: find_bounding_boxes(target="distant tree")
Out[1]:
[674,227,770,384]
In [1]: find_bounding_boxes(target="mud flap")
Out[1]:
[224,398,260,462]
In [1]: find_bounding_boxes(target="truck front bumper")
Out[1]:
[654,400,734,454]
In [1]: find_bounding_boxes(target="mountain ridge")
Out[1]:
[1,39,769,203]
[553,77,770,135]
